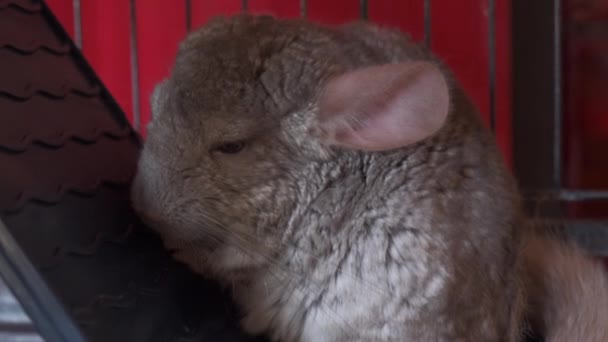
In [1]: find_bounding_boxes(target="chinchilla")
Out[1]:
[131,14,608,342]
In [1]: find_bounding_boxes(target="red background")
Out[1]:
[44,0,608,211]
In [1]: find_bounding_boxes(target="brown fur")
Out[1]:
[523,230,608,341]
[131,14,608,341]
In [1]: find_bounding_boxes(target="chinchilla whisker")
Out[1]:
[195,213,391,299]
[132,13,608,340]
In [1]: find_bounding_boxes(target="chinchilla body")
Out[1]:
[131,15,607,342]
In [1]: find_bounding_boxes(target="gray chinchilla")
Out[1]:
[131,15,608,342]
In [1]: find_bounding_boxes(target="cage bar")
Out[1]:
[129,0,141,131]
[242,0,248,13]
[529,217,608,257]
[300,0,307,18]
[512,0,561,191]
[552,0,563,188]
[554,220,608,256]
[424,0,431,47]
[488,0,496,132]
[559,190,608,202]
[72,0,82,49]
[185,0,192,32]
[360,0,368,20]
[0,221,86,342]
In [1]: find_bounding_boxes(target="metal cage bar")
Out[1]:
[360,0,368,20]
[300,0,307,18]
[552,0,563,187]
[563,220,608,256]
[513,0,608,254]
[513,0,608,198]
[129,0,141,132]
[424,0,431,48]
[512,0,562,191]
[528,190,608,202]
[488,0,496,132]
[185,0,192,32]
[0,221,86,342]
[72,0,82,49]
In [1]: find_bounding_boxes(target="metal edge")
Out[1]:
[0,219,87,342]
[72,0,82,49]
[552,0,563,187]
[424,0,432,48]
[511,0,560,192]
[300,0,307,18]
[185,0,191,32]
[488,0,496,132]
[360,0,368,20]
[559,220,608,257]
[526,189,608,202]
[129,0,141,132]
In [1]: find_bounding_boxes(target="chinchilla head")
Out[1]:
[130,14,452,281]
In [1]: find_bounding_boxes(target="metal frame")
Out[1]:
[512,0,562,191]
[72,0,82,49]
[424,0,432,47]
[512,0,608,254]
[488,0,497,131]
[0,221,86,342]
[129,0,141,132]
[185,0,192,32]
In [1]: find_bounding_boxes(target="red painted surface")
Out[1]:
[191,0,242,29]
[431,0,512,165]
[432,1,490,123]
[44,0,514,164]
[307,0,359,24]
[249,0,300,18]
[369,0,425,42]
[80,0,133,123]
[44,0,74,37]
[134,0,187,136]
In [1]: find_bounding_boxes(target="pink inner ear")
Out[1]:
[317,61,450,152]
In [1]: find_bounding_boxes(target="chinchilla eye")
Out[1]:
[214,141,245,154]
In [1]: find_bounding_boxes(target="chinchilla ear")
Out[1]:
[316,61,450,152]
